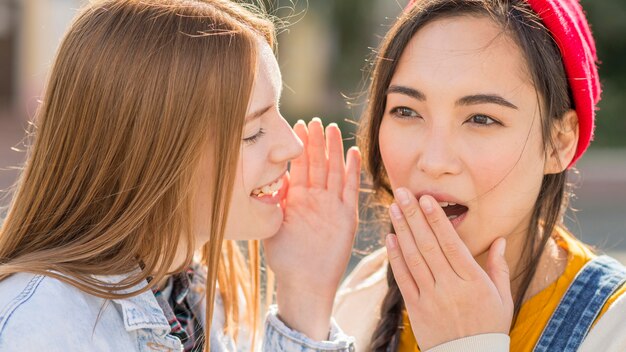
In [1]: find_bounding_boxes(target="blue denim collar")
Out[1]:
[94,271,171,335]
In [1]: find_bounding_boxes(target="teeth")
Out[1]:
[253,178,283,197]
[448,215,459,220]
[438,201,449,208]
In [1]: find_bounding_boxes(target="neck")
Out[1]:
[474,227,568,305]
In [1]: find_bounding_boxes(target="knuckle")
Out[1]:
[428,213,442,225]
[402,205,419,218]
[388,252,403,262]
[393,221,407,232]
[441,241,459,256]
[420,242,439,255]
[406,254,425,269]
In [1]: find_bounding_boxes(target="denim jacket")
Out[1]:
[0,269,355,351]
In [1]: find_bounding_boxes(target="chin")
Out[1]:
[226,214,283,241]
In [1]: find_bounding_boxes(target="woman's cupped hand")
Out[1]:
[263,118,360,340]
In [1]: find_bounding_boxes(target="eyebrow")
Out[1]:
[386,85,518,110]
[245,105,272,122]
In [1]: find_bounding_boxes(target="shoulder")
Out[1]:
[580,291,626,352]
[0,272,119,350]
[334,248,388,351]
[337,247,388,297]
[576,255,626,352]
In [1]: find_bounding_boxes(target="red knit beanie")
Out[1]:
[405,0,601,167]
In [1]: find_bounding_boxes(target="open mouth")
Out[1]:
[437,201,469,221]
[251,176,284,198]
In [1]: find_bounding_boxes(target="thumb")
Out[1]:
[487,237,512,308]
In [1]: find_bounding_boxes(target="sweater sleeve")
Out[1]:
[424,333,509,352]
[262,305,355,352]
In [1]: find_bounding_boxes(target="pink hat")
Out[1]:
[406,0,601,167]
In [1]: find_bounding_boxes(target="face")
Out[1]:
[194,40,303,245]
[379,16,549,259]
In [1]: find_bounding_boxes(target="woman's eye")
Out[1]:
[390,106,420,119]
[243,128,266,145]
[467,114,499,126]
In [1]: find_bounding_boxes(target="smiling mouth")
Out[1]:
[251,177,284,198]
[436,201,469,220]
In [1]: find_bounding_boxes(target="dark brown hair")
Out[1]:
[359,1,573,350]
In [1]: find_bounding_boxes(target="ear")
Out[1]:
[544,109,579,175]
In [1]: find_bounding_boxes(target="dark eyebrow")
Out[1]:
[387,85,518,110]
[456,94,518,110]
[386,85,426,101]
[245,105,272,122]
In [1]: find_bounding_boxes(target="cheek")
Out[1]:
[379,120,411,186]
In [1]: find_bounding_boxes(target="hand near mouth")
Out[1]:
[263,117,361,341]
[386,188,513,351]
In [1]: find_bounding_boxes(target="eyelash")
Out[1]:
[243,128,266,145]
[390,106,420,119]
[466,114,501,126]
[389,107,501,126]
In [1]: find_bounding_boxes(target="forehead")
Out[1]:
[393,15,533,93]
[255,38,281,95]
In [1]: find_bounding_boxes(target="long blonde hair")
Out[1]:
[0,0,274,349]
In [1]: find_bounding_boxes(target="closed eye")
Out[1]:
[243,128,266,145]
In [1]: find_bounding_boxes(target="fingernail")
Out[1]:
[296,119,305,125]
[386,234,398,249]
[390,203,403,220]
[419,196,433,213]
[312,117,322,123]
[328,122,338,128]
[395,188,410,206]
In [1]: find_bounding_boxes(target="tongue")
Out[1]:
[443,204,468,217]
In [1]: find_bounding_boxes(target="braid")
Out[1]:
[368,262,405,352]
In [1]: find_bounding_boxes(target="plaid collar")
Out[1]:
[152,268,205,352]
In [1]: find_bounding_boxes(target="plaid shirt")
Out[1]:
[152,268,204,352]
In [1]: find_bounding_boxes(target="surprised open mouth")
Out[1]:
[437,202,469,221]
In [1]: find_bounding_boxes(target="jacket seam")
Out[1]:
[0,274,46,336]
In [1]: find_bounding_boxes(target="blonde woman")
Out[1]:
[0,1,359,351]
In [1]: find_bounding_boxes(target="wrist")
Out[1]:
[275,280,336,341]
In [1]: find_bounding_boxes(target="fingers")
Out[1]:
[325,123,345,197]
[342,146,361,210]
[486,238,513,310]
[389,203,435,288]
[418,195,480,280]
[290,121,309,188]
[386,233,420,301]
[394,188,454,281]
[280,172,290,213]
[307,118,328,189]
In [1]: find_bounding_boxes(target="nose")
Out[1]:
[269,115,304,163]
[416,127,462,179]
